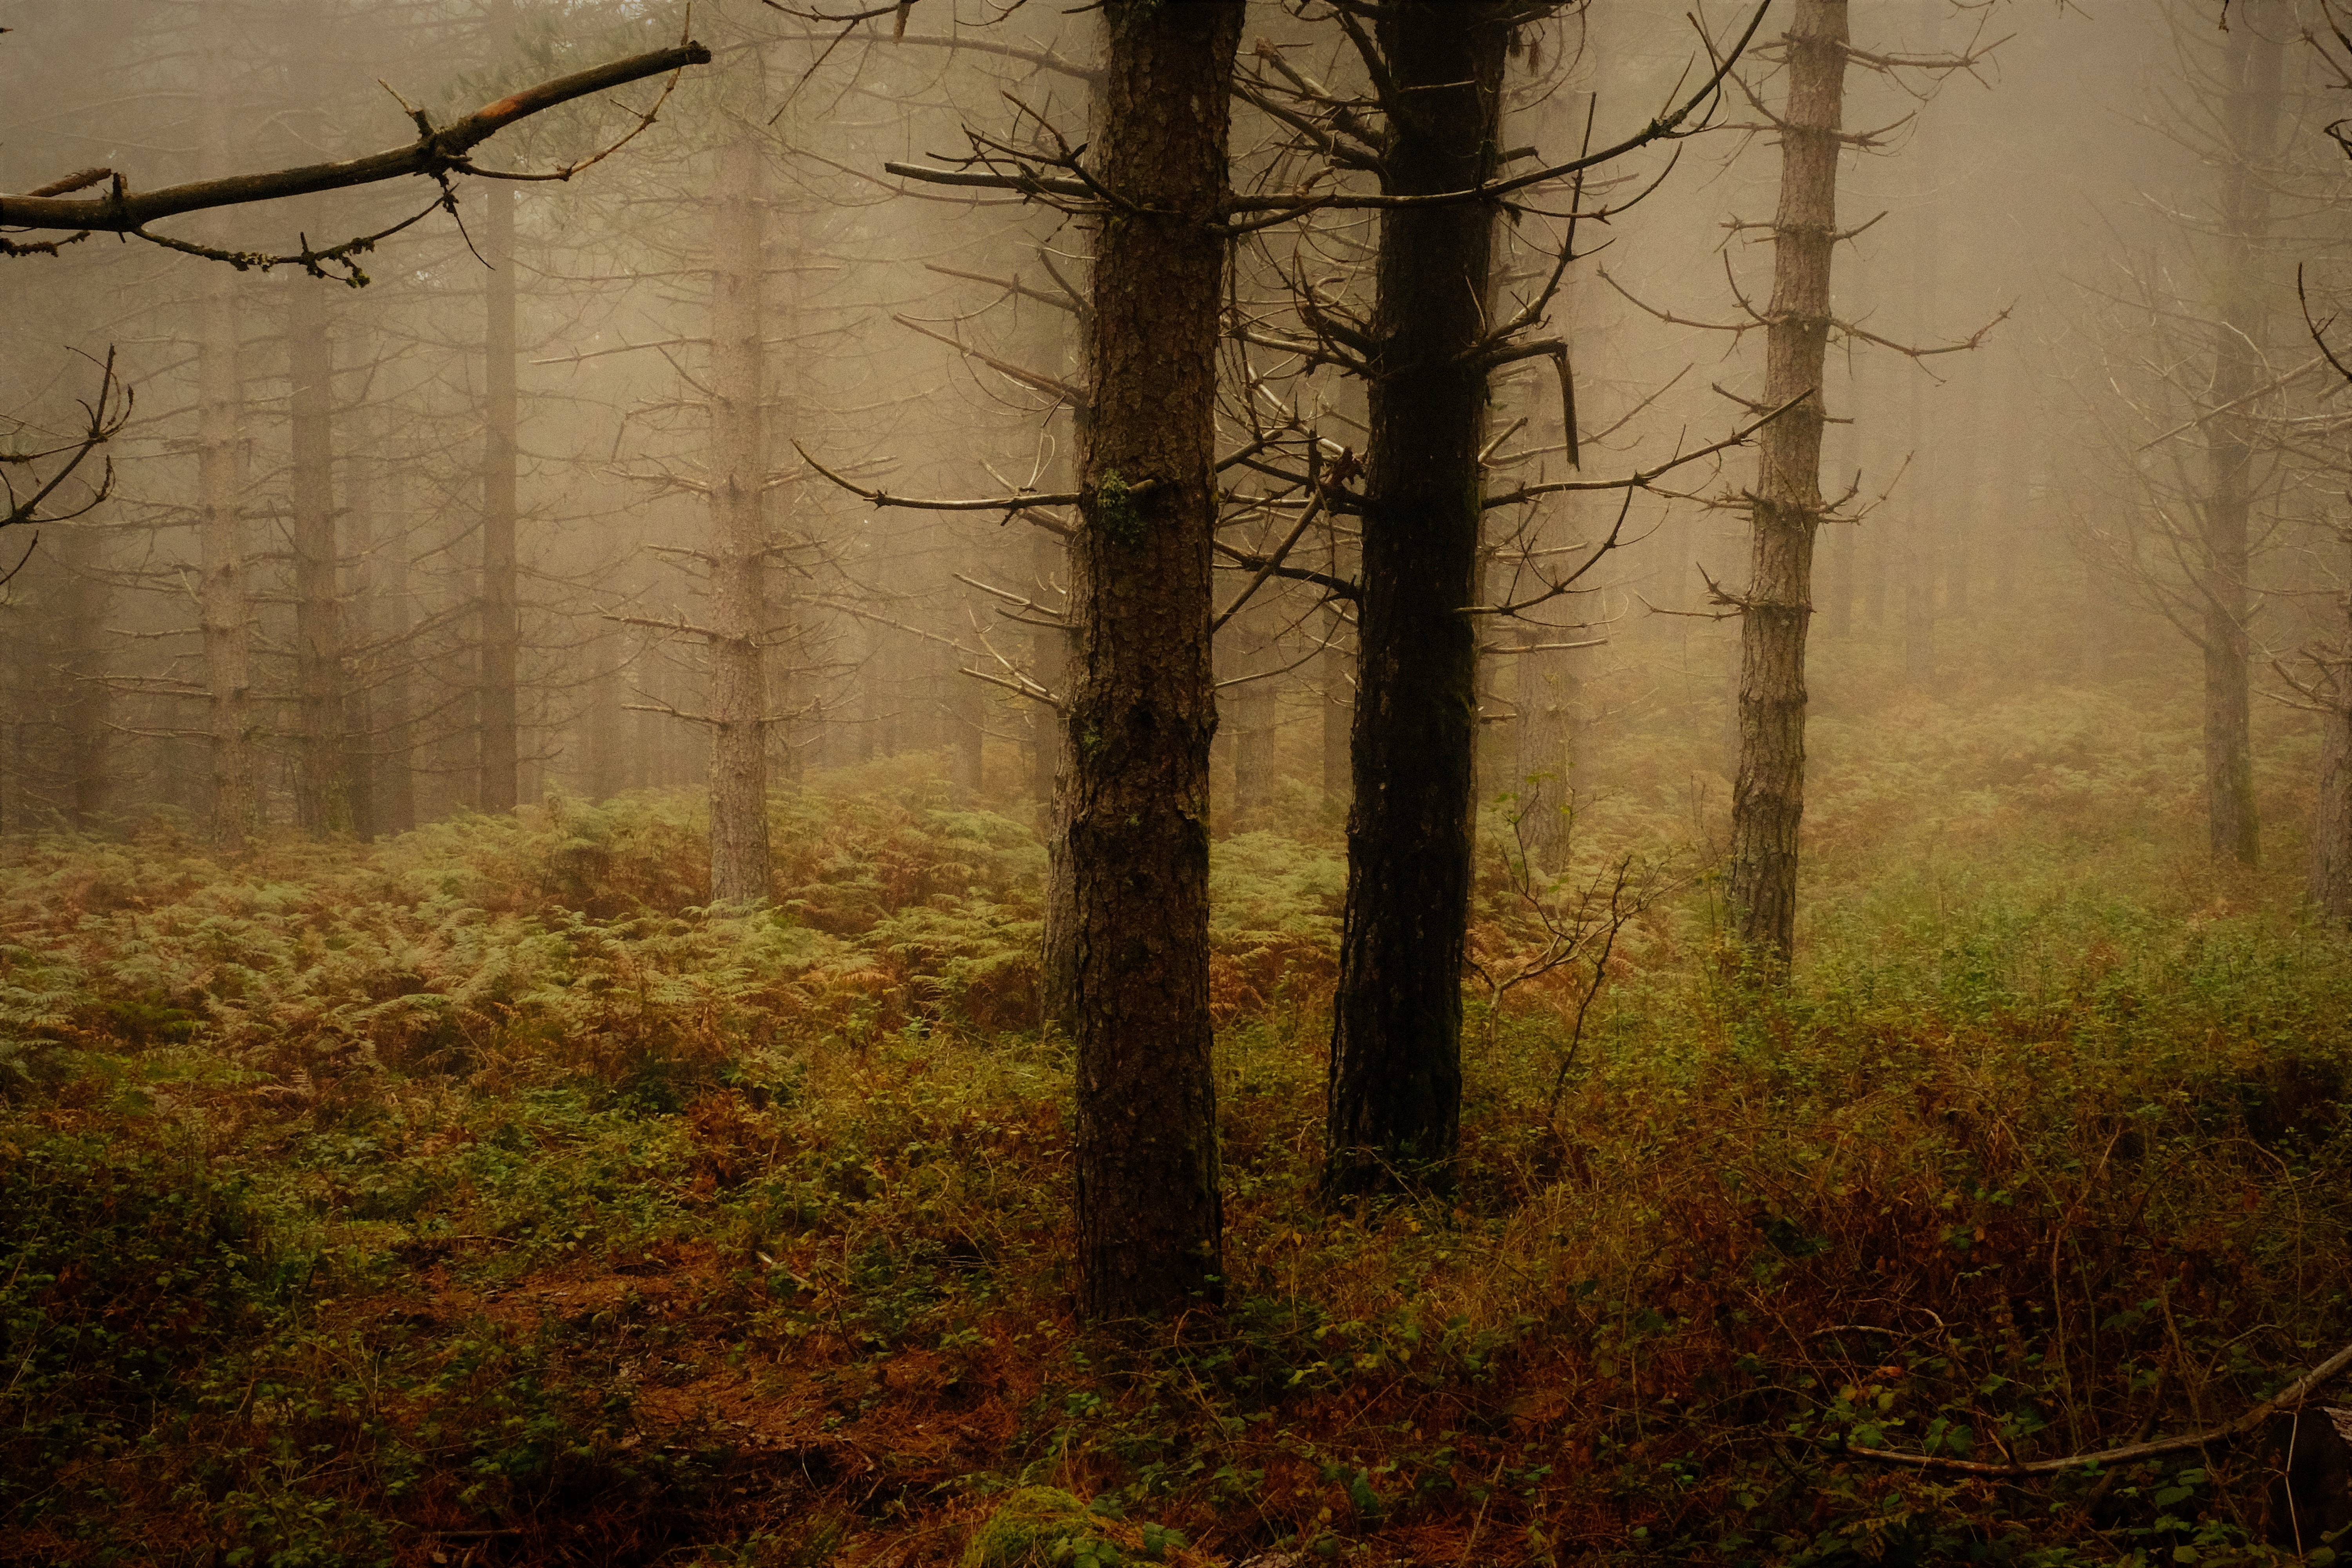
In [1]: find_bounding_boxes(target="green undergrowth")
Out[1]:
[3,697,2351,1567]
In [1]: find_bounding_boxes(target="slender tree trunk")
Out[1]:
[1038,446,1079,1038]
[707,137,774,904]
[1326,2,1512,1196]
[1726,0,1849,966]
[1230,611,1279,829]
[289,275,347,836]
[376,454,417,835]
[2311,642,2352,918]
[478,174,521,813]
[344,408,378,839]
[1320,627,1352,809]
[1903,4,1940,688]
[197,65,253,851]
[55,525,109,832]
[1065,0,1241,1319]
[2203,0,2282,867]
[950,649,986,794]
[1514,628,1580,875]
[1825,356,1857,641]
[587,633,623,801]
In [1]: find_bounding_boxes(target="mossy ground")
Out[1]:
[4,650,2351,1567]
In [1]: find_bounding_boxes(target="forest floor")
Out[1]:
[7,658,2352,1568]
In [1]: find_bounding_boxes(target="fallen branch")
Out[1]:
[1847,1341,2352,1475]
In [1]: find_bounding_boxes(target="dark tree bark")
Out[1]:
[1726,0,1850,966]
[2202,0,2284,868]
[1065,0,1242,1319]
[1325,2,1512,1196]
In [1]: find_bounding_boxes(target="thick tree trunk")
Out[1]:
[1326,2,1512,1196]
[1065,0,1241,1319]
[2204,0,2282,868]
[707,138,774,905]
[478,182,521,814]
[289,276,348,836]
[1726,0,1849,966]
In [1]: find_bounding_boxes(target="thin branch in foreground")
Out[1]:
[1848,1341,2352,1475]
[1,40,713,270]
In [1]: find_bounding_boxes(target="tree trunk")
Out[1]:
[1514,630,1580,876]
[54,525,109,832]
[1230,615,1279,830]
[478,180,521,813]
[1726,0,1849,967]
[1065,0,1241,1320]
[289,274,348,836]
[2311,658,2352,918]
[949,646,986,794]
[2203,0,2283,868]
[1033,522,1079,1037]
[707,137,774,905]
[1326,2,1512,1196]
[1902,4,1940,689]
[376,453,417,835]
[587,634,624,801]
[1321,625,1352,809]
[197,41,253,851]
[344,407,378,839]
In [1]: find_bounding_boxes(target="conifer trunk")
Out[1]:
[479,174,521,815]
[344,412,378,839]
[707,138,774,905]
[2311,657,2352,918]
[55,525,109,832]
[289,276,347,836]
[376,456,417,835]
[1321,631,1351,808]
[1726,0,1849,965]
[1325,1,1512,1194]
[2204,0,2283,868]
[1066,0,1241,1319]
[197,12,252,852]
[1515,630,1579,875]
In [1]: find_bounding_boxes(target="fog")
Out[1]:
[6,0,2352,1562]
[0,0,2285,841]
